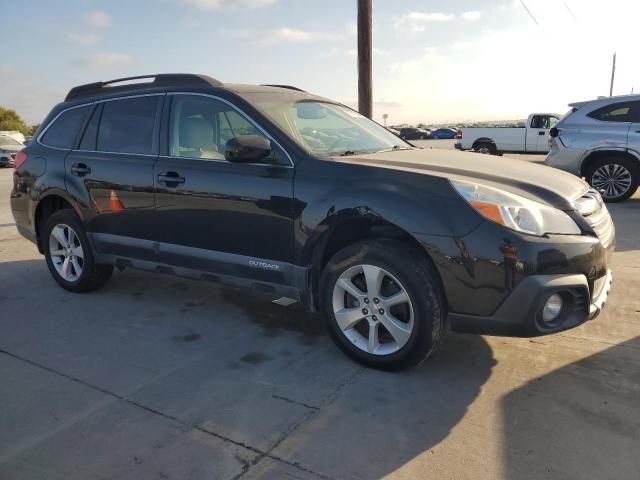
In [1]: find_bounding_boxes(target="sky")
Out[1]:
[2,0,639,126]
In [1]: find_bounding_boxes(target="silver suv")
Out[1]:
[546,95,640,202]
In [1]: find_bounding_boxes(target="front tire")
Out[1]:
[43,209,113,292]
[584,156,639,202]
[320,239,445,370]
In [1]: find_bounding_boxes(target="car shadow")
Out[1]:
[607,196,640,252]
[0,259,497,480]
[501,336,640,479]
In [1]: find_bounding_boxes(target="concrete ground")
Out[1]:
[0,147,639,479]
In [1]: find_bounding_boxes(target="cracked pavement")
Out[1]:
[1,157,639,479]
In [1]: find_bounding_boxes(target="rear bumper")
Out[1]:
[449,269,612,337]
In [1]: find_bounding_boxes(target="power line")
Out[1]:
[519,0,540,27]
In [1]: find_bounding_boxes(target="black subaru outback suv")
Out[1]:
[11,74,614,370]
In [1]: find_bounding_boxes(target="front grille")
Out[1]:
[576,190,615,248]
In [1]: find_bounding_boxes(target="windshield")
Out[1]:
[0,136,23,147]
[247,97,411,156]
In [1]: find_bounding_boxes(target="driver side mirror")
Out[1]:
[225,135,272,163]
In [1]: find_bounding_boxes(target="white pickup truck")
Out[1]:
[454,113,559,155]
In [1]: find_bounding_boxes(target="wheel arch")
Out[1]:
[471,137,496,150]
[34,191,82,253]
[579,148,640,177]
[305,213,446,312]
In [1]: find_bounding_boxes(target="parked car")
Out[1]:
[546,95,640,202]
[385,127,401,136]
[11,74,614,370]
[399,127,431,140]
[430,128,458,139]
[0,135,23,167]
[455,113,559,154]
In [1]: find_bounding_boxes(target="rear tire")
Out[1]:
[43,209,113,293]
[474,142,496,155]
[320,239,445,371]
[584,155,639,202]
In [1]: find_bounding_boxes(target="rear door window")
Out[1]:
[97,96,161,154]
[41,105,90,149]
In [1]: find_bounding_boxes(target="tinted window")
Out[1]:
[169,95,266,161]
[587,102,637,122]
[530,115,558,129]
[79,104,102,151]
[41,106,90,149]
[97,96,160,154]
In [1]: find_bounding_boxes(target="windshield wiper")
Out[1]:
[377,145,412,153]
[337,150,360,156]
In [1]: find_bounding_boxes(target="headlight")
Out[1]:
[451,179,581,236]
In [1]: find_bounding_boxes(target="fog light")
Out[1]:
[542,293,563,323]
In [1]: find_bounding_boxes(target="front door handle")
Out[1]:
[158,172,185,185]
[71,163,91,176]
[538,131,546,136]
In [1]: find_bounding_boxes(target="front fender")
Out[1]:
[294,165,483,268]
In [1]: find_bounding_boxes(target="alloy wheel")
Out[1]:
[591,163,632,200]
[49,224,84,282]
[332,264,414,355]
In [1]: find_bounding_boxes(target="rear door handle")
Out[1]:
[158,172,185,185]
[71,163,91,176]
[538,131,546,135]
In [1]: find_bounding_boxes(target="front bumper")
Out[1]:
[449,269,613,337]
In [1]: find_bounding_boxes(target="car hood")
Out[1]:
[0,144,21,152]
[333,148,589,210]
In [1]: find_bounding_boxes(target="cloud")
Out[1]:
[225,27,339,46]
[389,47,447,74]
[461,10,482,21]
[66,32,97,47]
[76,53,134,68]
[85,11,110,30]
[178,0,276,10]
[393,11,454,32]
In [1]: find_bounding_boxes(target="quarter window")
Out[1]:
[97,96,160,154]
[41,106,90,149]
[169,95,269,161]
[587,102,637,122]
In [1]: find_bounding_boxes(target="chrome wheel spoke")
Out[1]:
[335,307,364,331]
[337,278,366,301]
[332,263,414,356]
[362,264,384,296]
[71,257,82,277]
[593,164,632,199]
[379,313,412,346]
[51,226,67,247]
[368,322,380,353]
[382,290,410,308]
[49,223,83,282]
[61,257,72,279]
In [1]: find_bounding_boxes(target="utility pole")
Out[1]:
[357,0,372,118]
[609,52,616,97]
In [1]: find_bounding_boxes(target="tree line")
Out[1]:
[0,106,40,137]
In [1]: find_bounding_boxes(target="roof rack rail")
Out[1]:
[65,73,223,101]
[261,84,306,92]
